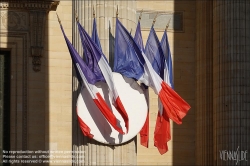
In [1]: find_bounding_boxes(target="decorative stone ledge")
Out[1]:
[0,0,59,11]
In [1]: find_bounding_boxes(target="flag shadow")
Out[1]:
[121,75,145,96]
[80,88,114,144]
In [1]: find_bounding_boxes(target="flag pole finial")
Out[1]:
[152,12,158,26]
[75,10,79,22]
[56,12,61,25]
[116,5,118,18]
[165,17,171,31]
[138,9,143,22]
[93,6,95,18]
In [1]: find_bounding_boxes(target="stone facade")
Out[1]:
[0,0,249,165]
[196,1,250,165]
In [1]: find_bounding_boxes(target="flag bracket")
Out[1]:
[93,6,95,18]
[75,10,79,22]
[116,5,118,18]
[152,12,158,26]
[138,9,143,22]
[165,18,171,31]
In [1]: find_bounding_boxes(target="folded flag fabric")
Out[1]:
[77,21,129,133]
[134,20,149,148]
[145,27,166,82]
[59,22,124,136]
[80,18,105,83]
[161,30,174,89]
[113,17,191,130]
[154,110,171,154]
[145,26,171,154]
[138,28,190,125]
[158,30,174,152]
[92,18,103,52]
[114,18,145,81]
[91,18,109,63]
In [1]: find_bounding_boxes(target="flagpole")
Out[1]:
[165,18,171,31]
[116,5,118,18]
[56,12,61,25]
[93,6,95,18]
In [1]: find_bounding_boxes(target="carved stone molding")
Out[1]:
[0,11,28,31]
[30,11,46,72]
[0,1,59,11]
[0,0,60,72]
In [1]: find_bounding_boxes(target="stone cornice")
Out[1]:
[0,0,60,12]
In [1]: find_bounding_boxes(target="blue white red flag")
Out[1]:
[134,21,149,148]
[79,19,105,83]
[145,26,171,154]
[58,21,124,136]
[145,27,166,81]
[161,30,174,89]
[92,18,103,52]
[91,18,109,63]
[77,21,129,133]
[134,21,145,53]
[114,18,191,138]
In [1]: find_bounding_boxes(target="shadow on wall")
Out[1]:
[172,0,196,165]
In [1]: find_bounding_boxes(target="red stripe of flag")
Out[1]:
[76,107,94,139]
[140,111,149,147]
[154,110,171,155]
[114,97,129,133]
[159,81,191,125]
[93,93,125,134]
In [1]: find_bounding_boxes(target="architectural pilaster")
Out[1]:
[195,1,213,165]
[72,0,137,165]
[213,1,250,165]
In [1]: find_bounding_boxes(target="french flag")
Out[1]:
[145,26,171,154]
[134,20,149,148]
[77,21,129,133]
[58,19,124,136]
[161,29,174,89]
[91,18,103,53]
[113,18,191,144]
[81,18,106,83]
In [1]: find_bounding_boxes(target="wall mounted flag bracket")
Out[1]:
[74,10,79,22]
[116,5,118,18]
[165,18,171,31]
[138,9,143,22]
[93,6,95,18]
[152,12,158,26]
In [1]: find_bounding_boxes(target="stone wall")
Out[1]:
[44,1,73,164]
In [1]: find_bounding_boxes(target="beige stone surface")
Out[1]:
[43,1,73,165]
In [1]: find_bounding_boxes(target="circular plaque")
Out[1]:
[77,72,147,145]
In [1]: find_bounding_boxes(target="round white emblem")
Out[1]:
[77,72,147,145]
